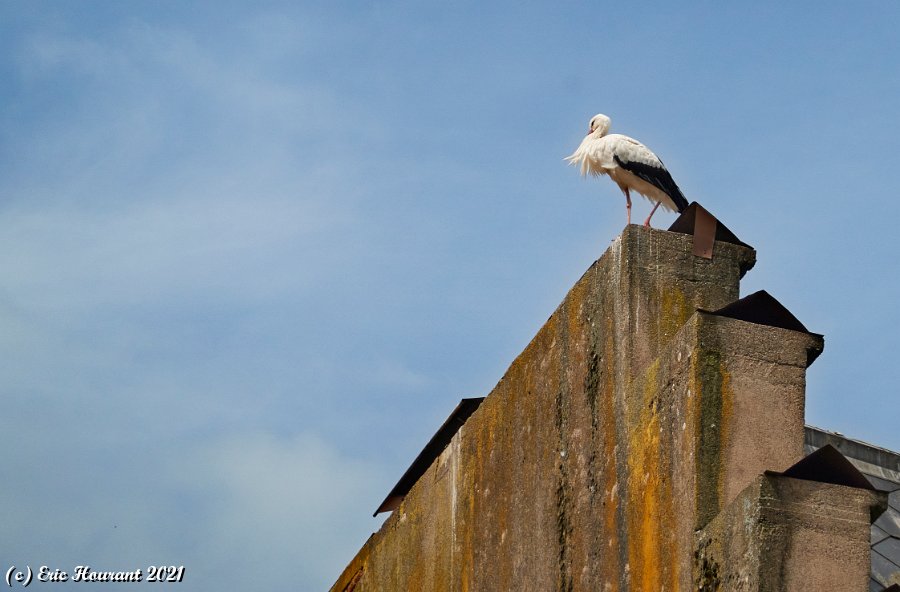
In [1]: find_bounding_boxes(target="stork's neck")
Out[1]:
[589,124,610,138]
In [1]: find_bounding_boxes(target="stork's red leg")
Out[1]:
[625,189,632,226]
[643,201,661,227]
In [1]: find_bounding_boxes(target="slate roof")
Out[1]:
[805,426,900,591]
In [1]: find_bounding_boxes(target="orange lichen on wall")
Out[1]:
[627,359,662,590]
[660,286,689,346]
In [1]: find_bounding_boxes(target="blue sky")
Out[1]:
[1,2,899,590]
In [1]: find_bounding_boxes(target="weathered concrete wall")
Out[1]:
[331,225,837,592]
[695,474,886,591]
[622,312,822,590]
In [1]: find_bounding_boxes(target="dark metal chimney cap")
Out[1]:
[702,290,825,366]
[373,397,485,516]
[707,290,810,333]
[668,202,753,250]
[767,444,876,491]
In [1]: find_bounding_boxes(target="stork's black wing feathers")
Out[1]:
[614,154,689,212]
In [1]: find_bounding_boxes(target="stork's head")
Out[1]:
[588,113,611,137]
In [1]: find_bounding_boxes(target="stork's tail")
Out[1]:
[669,185,689,213]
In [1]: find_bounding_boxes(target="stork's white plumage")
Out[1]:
[566,113,689,227]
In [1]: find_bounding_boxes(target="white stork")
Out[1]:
[565,113,689,227]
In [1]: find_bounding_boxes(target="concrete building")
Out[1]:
[332,207,899,591]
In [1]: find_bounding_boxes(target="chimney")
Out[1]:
[331,214,884,591]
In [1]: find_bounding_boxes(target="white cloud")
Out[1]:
[177,431,385,589]
[0,427,386,591]
[0,190,356,310]
[1,18,382,322]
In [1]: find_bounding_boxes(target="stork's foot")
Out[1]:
[643,201,661,228]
